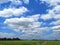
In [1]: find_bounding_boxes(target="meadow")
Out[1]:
[0,40,60,45]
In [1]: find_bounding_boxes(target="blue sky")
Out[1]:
[0,0,60,40]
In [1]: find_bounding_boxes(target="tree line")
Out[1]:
[0,38,21,40]
[0,38,59,41]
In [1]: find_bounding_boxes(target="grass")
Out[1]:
[45,40,60,45]
[0,40,60,45]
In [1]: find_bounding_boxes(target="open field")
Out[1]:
[0,40,60,45]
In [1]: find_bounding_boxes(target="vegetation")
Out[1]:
[0,40,60,45]
[0,38,60,45]
[0,38,21,40]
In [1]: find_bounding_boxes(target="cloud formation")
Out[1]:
[4,14,41,32]
[0,32,16,38]
[0,6,28,17]
[0,0,60,40]
[41,0,60,6]
[0,0,29,4]
[40,5,60,20]
[23,0,29,4]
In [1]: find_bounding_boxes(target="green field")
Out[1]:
[0,40,60,45]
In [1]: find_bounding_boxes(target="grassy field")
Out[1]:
[0,40,60,45]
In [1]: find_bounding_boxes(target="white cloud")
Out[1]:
[23,0,29,4]
[0,0,22,5]
[37,4,60,39]
[19,26,60,40]
[53,5,60,13]
[19,27,51,39]
[0,32,16,38]
[40,10,54,20]
[1,0,60,40]
[52,25,60,30]
[41,0,60,6]
[43,31,60,40]
[0,0,29,5]
[3,13,60,39]
[11,0,29,5]
[40,14,53,20]
[40,5,60,20]
[40,5,60,32]
[11,0,22,5]
[2,13,60,39]
[50,20,60,25]
[53,5,60,19]
[19,25,60,40]
[0,7,28,17]
[0,0,9,4]
[4,14,41,32]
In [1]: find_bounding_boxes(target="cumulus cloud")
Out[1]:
[0,32,16,38]
[11,0,29,5]
[40,5,60,32]
[40,5,60,20]
[23,0,29,4]
[0,0,60,40]
[40,14,53,20]
[43,31,60,40]
[38,3,60,40]
[52,25,60,30]
[19,26,60,40]
[0,0,29,5]
[0,0,9,4]
[41,0,60,6]
[4,13,60,40]
[2,13,60,39]
[0,0,22,5]
[18,27,50,39]
[50,20,60,25]
[11,0,22,5]
[4,14,41,32]
[0,6,28,17]
[3,8,60,39]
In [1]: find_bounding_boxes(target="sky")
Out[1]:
[0,0,60,40]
